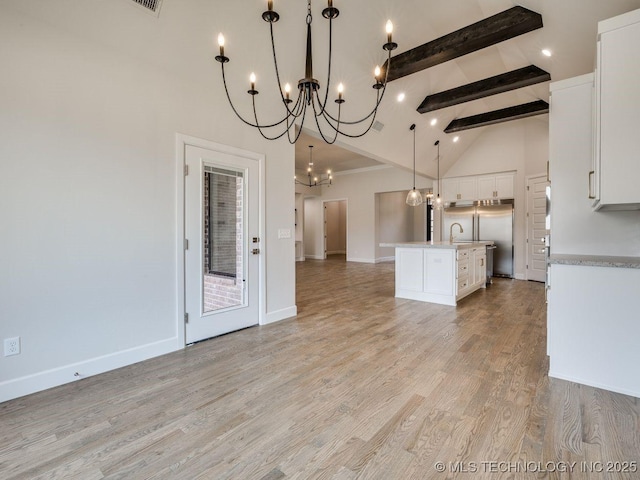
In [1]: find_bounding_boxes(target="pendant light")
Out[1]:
[406,124,423,206]
[433,139,443,210]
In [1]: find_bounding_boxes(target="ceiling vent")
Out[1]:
[129,0,163,16]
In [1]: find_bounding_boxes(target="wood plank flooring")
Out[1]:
[1,256,639,479]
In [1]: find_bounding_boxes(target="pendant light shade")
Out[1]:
[433,139,443,211]
[406,124,423,206]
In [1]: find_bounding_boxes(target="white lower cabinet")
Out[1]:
[395,245,488,306]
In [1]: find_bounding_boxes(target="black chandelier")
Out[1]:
[215,0,398,144]
[295,145,332,187]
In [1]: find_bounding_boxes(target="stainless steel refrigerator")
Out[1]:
[443,199,514,278]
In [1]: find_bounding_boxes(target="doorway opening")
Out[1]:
[324,199,347,261]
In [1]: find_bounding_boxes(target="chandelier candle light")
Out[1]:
[295,145,332,187]
[215,0,398,144]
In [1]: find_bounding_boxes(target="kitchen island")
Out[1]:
[380,241,494,306]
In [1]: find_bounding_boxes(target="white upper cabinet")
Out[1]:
[477,173,514,200]
[442,177,477,203]
[592,9,640,210]
[444,172,514,203]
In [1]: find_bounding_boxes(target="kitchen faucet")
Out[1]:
[449,222,463,244]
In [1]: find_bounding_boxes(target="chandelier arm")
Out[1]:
[315,17,334,116]
[286,101,309,145]
[321,48,391,125]
[269,21,301,117]
[221,63,294,129]
[319,100,380,139]
[251,95,294,141]
[310,96,340,144]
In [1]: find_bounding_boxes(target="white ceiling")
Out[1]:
[8,0,640,177]
[287,0,640,176]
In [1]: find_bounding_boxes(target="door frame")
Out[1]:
[176,134,265,348]
[525,173,549,282]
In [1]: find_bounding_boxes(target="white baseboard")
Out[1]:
[305,254,324,260]
[515,273,525,280]
[548,370,640,399]
[375,256,395,263]
[295,256,305,262]
[0,338,179,403]
[346,257,376,263]
[262,306,297,326]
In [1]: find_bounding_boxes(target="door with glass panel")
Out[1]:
[185,145,259,344]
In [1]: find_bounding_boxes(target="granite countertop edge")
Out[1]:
[550,254,640,269]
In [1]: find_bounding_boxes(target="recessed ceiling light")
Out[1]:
[453,136,460,143]
[397,92,405,102]
[430,118,437,126]
[542,49,552,57]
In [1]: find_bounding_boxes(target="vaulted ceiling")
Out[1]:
[289,0,640,177]
[8,0,639,178]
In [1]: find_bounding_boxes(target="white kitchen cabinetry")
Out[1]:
[548,260,640,397]
[477,173,514,200]
[591,9,640,210]
[442,177,477,203]
[444,173,514,203]
[392,243,491,306]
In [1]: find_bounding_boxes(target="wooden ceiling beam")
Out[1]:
[444,100,549,133]
[417,65,550,113]
[383,6,543,82]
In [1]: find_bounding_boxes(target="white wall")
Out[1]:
[376,190,429,259]
[443,118,549,279]
[304,167,432,263]
[0,2,295,402]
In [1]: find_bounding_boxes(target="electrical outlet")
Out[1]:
[4,337,20,356]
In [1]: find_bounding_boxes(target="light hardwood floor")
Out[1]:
[1,256,639,479]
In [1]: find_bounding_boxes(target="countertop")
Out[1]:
[549,254,640,269]
[380,241,494,250]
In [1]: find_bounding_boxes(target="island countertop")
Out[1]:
[379,240,494,250]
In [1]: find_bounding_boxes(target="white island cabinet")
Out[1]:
[381,241,493,306]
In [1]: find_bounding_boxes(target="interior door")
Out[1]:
[185,145,259,344]
[527,175,550,282]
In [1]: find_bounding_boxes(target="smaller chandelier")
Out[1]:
[295,145,332,187]
[215,0,398,144]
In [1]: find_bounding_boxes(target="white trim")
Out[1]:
[347,257,376,264]
[548,370,640,399]
[376,256,395,263]
[175,133,266,336]
[305,254,325,260]
[263,306,297,325]
[0,338,177,404]
[333,165,393,176]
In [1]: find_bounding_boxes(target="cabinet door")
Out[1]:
[598,18,640,207]
[442,178,459,203]
[477,176,495,199]
[424,250,454,296]
[458,177,478,201]
[495,173,514,199]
